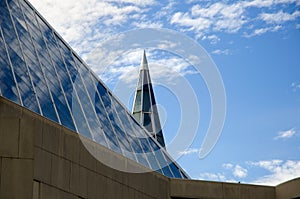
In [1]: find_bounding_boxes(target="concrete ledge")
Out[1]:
[170,179,275,199]
[276,177,300,199]
[1,96,300,199]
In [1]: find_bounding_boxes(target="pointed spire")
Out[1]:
[140,50,149,70]
[132,50,166,148]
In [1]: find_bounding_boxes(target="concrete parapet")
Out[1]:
[1,96,300,199]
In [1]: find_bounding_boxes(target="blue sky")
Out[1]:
[29,0,300,185]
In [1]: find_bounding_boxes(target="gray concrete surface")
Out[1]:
[0,96,299,199]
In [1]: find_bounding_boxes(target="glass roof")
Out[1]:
[0,0,188,179]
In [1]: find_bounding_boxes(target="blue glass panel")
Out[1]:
[162,166,173,178]
[142,91,151,112]
[149,83,157,105]
[169,163,182,178]
[111,96,150,167]
[75,59,108,146]
[71,95,92,138]
[35,29,76,131]
[18,0,39,29]
[4,38,39,113]
[93,86,122,153]
[133,90,142,112]
[143,113,153,132]
[0,53,20,103]
[54,39,93,138]
[35,16,61,61]
[97,83,137,160]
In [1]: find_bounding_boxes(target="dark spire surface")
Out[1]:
[132,50,166,148]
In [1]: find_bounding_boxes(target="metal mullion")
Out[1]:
[33,10,63,124]
[34,15,78,131]
[50,35,81,133]
[146,72,157,139]
[71,53,109,142]
[108,93,139,162]
[16,0,52,118]
[125,113,152,169]
[26,5,61,122]
[141,70,145,125]
[84,71,111,148]
[143,133,165,174]
[161,151,175,178]
[6,0,42,114]
[43,32,78,132]
[93,85,126,156]
[0,21,22,105]
[54,41,94,138]
[141,71,176,177]
[131,68,142,115]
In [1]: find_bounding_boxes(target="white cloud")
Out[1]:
[222,163,247,178]
[249,160,300,185]
[198,172,227,182]
[28,0,154,57]
[170,2,246,34]
[202,34,221,44]
[103,0,156,7]
[274,128,296,140]
[99,50,197,87]
[132,21,163,29]
[211,49,230,55]
[178,148,199,155]
[233,165,248,178]
[170,12,212,32]
[223,163,234,169]
[249,159,283,170]
[291,82,300,91]
[170,0,299,38]
[243,0,300,8]
[259,10,300,24]
[245,25,282,37]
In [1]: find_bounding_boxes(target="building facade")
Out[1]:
[132,50,166,148]
[0,0,300,198]
[0,0,186,179]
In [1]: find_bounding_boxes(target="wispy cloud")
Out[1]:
[211,49,230,55]
[202,34,221,44]
[249,160,300,185]
[170,0,300,38]
[178,148,200,155]
[28,0,155,56]
[291,82,300,91]
[202,160,300,185]
[198,172,228,182]
[245,25,282,37]
[98,49,197,87]
[233,165,248,178]
[259,10,300,24]
[223,163,248,178]
[222,163,233,169]
[170,2,246,36]
[28,0,300,62]
[274,128,296,140]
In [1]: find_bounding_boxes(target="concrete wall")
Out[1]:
[0,96,299,199]
[276,178,300,199]
[0,97,169,199]
[170,179,275,199]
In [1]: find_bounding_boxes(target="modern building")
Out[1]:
[0,0,299,198]
[132,50,166,148]
[0,0,186,179]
